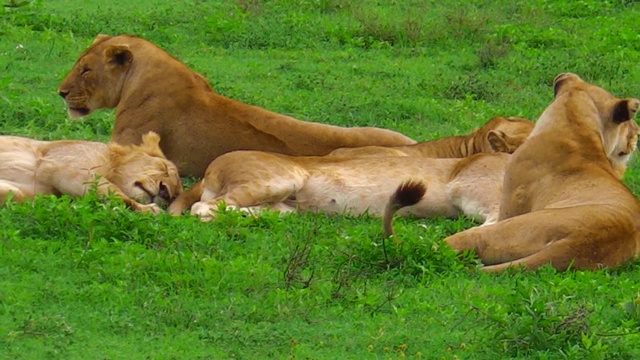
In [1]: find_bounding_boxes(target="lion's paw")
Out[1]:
[137,203,163,215]
[191,201,216,222]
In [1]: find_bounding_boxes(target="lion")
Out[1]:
[167,127,529,221]
[329,116,535,158]
[57,34,416,177]
[438,73,640,272]
[383,118,639,237]
[0,132,182,213]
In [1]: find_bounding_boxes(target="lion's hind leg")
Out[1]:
[445,209,578,267]
[445,206,634,272]
[444,213,557,267]
[481,229,636,272]
[480,241,579,273]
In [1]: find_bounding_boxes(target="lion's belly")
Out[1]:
[290,175,395,216]
[288,159,458,217]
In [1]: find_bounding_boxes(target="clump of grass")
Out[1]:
[236,0,262,14]
[477,38,511,69]
[474,277,623,358]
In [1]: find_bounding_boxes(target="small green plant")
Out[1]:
[620,297,640,324]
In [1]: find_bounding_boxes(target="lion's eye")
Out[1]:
[159,182,170,200]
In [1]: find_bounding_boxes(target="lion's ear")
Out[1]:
[107,143,129,160]
[553,73,581,98]
[92,34,111,45]
[140,131,166,158]
[104,45,133,67]
[487,130,509,152]
[612,99,640,124]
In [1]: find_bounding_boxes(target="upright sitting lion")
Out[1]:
[443,73,640,272]
[0,132,182,213]
[57,34,416,177]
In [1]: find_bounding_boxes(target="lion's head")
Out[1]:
[108,132,182,207]
[58,34,214,120]
[57,35,134,119]
[549,73,640,157]
[608,119,639,178]
[478,116,535,154]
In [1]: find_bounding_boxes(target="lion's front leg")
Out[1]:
[0,181,27,204]
[190,199,296,221]
[190,199,220,221]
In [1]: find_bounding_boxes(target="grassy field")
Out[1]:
[2,0,640,359]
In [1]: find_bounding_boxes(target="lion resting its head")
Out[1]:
[167,125,530,225]
[0,132,182,213]
[444,73,640,272]
[57,34,416,177]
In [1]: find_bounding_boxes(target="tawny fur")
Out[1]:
[168,127,530,222]
[383,118,638,237]
[329,116,535,158]
[444,73,640,272]
[57,34,415,177]
[610,120,639,178]
[0,132,182,213]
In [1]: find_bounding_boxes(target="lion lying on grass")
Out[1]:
[439,73,640,272]
[0,132,182,213]
[329,116,534,158]
[167,125,532,221]
[57,34,415,177]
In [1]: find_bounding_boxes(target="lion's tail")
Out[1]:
[168,180,204,216]
[382,180,427,237]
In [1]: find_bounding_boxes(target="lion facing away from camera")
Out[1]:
[440,73,640,272]
[0,132,182,213]
[57,34,416,177]
[384,118,639,237]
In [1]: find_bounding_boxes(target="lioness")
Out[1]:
[441,73,640,272]
[383,118,639,237]
[167,129,529,221]
[57,34,416,177]
[0,132,182,213]
[329,116,534,158]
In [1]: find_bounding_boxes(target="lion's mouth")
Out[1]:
[67,107,91,119]
[134,181,170,207]
[134,181,155,205]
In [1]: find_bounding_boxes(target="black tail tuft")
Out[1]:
[393,180,427,208]
[383,180,427,238]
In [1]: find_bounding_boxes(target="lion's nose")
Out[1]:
[58,89,69,99]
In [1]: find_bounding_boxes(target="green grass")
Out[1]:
[1,0,640,358]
